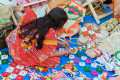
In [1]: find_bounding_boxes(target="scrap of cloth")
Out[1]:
[5,9,60,68]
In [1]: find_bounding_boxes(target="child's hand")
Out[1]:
[60,41,69,48]
[67,49,75,55]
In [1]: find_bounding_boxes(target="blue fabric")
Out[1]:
[0,7,116,80]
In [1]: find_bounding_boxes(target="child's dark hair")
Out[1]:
[19,7,68,49]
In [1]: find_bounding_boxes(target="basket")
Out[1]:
[0,23,13,49]
[0,5,13,49]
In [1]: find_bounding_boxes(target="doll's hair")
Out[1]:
[19,7,68,49]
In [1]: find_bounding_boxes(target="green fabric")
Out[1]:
[76,53,81,57]
[68,11,73,14]
[84,66,90,72]
[96,68,102,72]
[0,51,9,64]
[74,8,78,12]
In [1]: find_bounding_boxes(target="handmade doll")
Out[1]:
[85,32,120,58]
[98,32,120,55]
[95,51,120,76]
[77,23,109,47]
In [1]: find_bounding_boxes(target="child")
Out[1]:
[6,8,75,68]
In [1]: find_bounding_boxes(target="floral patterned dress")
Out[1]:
[6,9,60,68]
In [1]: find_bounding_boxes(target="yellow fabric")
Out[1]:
[38,67,44,71]
[43,40,57,45]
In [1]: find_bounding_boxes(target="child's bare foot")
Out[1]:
[106,3,113,9]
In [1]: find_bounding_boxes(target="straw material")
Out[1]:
[98,32,120,55]
[115,69,120,76]
[85,47,101,58]
[77,34,91,45]
[99,18,118,31]
[110,24,120,34]
[97,30,109,41]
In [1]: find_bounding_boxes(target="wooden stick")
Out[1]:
[82,0,94,7]
[87,0,100,24]
[11,13,17,25]
[86,3,101,15]
[98,11,113,19]
[113,0,116,18]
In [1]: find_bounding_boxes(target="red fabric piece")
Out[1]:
[1,72,11,77]
[15,75,24,80]
[6,9,60,68]
[41,77,46,80]
[32,66,39,71]
[10,62,17,67]
[12,68,21,74]
[42,67,48,72]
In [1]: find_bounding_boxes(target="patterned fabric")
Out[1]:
[1,62,29,80]
[81,26,101,38]
[6,9,60,68]
[0,51,9,64]
[56,0,86,41]
[29,72,42,80]
[47,69,70,80]
[15,0,47,5]
[95,51,120,71]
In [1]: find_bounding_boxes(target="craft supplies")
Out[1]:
[84,66,90,72]
[79,62,85,66]
[81,56,87,60]
[56,0,86,42]
[96,68,102,72]
[99,18,118,31]
[91,70,98,76]
[79,72,91,80]
[73,58,79,63]
[76,53,81,57]
[70,60,74,63]
[85,47,101,58]
[91,63,97,68]
[47,69,70,80]
[85,59,92,64]
[69,55,75,59]
[78,47,82,51]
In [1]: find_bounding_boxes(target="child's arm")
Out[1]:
[50,49,74,58]
[57,41,69,48]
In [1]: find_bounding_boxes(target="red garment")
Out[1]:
[6,9,60,68]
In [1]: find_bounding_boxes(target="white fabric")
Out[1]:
[0,0,13,5]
